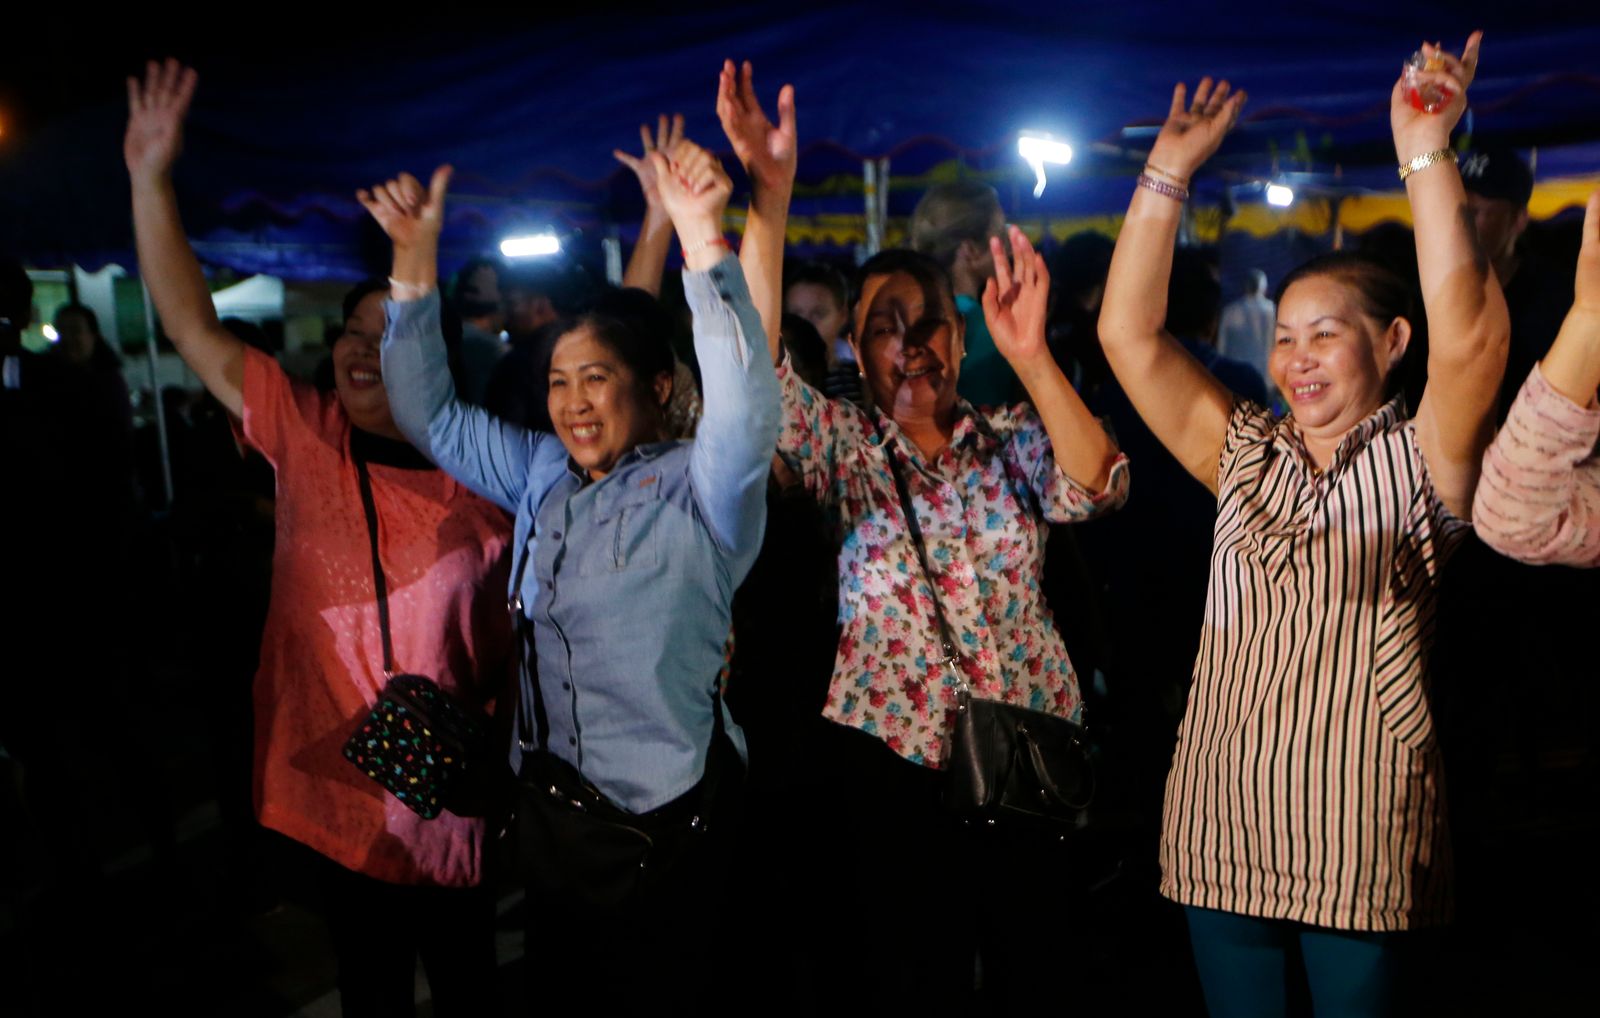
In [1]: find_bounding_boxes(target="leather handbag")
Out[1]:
[341,454,501,820]
[885,445,1094,830]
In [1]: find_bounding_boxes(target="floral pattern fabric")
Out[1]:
[776,359,1129,768]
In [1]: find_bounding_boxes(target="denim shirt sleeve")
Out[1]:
[681,254,781,581]
[381,289,552,513]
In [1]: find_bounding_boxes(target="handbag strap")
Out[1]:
[883,442,962,685]
[354,454,396,677]
[508,540,549,750]
[507,531,724,758]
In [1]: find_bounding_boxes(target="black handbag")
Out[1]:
[885,445,1094,830]
[507,542,734,913]
[341,453,505,820]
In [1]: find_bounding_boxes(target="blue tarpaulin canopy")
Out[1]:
[5,6,1599,280]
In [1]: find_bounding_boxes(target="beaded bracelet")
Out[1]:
[387,277,435,301]
[1136,173,1190,202]
[1398,148,1458,182]
[1144,161,1191,188]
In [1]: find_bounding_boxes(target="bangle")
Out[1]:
[1144,161,1190,187]
[681,236,731,261]
[1398,148,1458,182]
[1136,173,1189,203]
[387,277,435,301]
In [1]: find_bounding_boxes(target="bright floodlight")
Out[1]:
[1266,184,1295,207]
[1018,132,1073,198]
[42,324,58,342]
[500,234,561,258]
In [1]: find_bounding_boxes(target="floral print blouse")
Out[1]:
[776,360,1129,768]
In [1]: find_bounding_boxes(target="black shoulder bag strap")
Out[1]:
[883,443,963,692]
[508,540,547,752]
[354,455,396,678]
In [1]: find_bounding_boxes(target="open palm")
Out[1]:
[614,113,684,211]
[125,58,198,182]
[1146,77,1247,183]
[983,226,1051,367]
[715,60,797,194]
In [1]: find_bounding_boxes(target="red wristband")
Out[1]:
[681,236,731,261]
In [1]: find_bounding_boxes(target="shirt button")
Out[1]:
[563,682,571,691]
[568,736,577,746]
[545,581,554,591]
[552,530,562,540]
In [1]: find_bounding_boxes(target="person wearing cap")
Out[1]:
[1460,146,1574,419]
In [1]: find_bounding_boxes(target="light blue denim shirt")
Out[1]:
[381,254,779,813]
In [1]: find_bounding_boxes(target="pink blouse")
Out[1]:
[240,348,513,887]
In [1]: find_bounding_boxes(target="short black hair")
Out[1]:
[341,277,389,327]
[544,287,676,409]
[851,248,957,319]
[779,312,828,390]
[786,260,850,311]
[452,256,504,318]
[52,302,101,336]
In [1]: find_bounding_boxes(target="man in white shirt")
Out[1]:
[1218,268,1277,403]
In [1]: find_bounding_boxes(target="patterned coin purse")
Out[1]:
[342,674,485,820]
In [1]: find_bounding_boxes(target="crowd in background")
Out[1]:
[2,33,1598,1018]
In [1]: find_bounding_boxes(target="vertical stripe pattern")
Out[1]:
[1160,397,1469,931]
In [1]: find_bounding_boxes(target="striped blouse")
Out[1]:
[1160,397,1470,931]
[1473,364,1600,567]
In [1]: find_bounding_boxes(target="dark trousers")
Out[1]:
[306,849,499,1018]
[517,757,742,1014]
[760,720,1087,1016]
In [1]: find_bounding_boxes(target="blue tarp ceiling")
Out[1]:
[5,6,1599,280]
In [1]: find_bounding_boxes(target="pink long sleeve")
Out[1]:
[1473,364,1600,567]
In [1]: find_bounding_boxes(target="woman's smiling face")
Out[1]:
[546,325,668,480]
[852,269,965,423]
[1270,273,1408,435]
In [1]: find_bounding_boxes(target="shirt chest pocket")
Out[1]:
[578,479,662,576]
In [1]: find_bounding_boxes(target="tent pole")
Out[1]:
[140,279,175,508]
[863,159,881,258]
[877,158,891,252]
[603,223,623,287]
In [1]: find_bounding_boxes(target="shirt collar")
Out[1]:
[563,439,678,483]
[1278,395,1406,479]
[873,399,996,463]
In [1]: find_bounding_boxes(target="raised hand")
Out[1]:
[614,114,684,215]
[715,60,797,198]
[356,166,453,252]
[1391,31,1482,164]
[1144,77,1248,185]
[1576,190,1600,317]
[982,225,1051,369]
[125,58,199,184]
[649,139,733,245]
